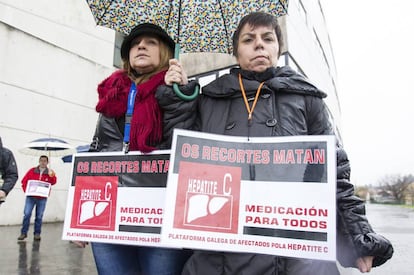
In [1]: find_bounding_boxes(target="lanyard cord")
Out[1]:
[238,74,264,181]
[238,73,264,122]
[123,82,137,153]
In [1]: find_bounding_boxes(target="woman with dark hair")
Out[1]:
[157,11,393,275]
[88,23,192,275]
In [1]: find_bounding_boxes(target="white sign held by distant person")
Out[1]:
[161,129,337,261]
[26,180,51,197]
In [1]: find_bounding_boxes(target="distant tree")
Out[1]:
[355,185,369,200]
[377,174,414,203]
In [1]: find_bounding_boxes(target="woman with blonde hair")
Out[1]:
[89,23,192,275]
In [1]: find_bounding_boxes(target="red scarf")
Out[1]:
[95,70,166,152]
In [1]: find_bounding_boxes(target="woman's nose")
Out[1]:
[137,40,147,49]
[254,39,264,49]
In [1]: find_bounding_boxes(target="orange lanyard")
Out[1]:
[238,73,265,122]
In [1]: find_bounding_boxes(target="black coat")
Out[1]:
[156,66,393,274]
[0,137,18,195]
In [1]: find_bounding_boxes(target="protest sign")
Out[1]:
[62,150,172,247]
[161,129,337,261]
[26,180,51,197]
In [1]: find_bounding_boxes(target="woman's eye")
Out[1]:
[148,39,158,45]
[132,40,142,46]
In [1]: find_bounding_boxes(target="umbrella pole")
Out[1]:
[43,143,53,170]
[172,44,199,101]
[46,150,56,176]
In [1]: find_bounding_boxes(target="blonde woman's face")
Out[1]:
[129,35,161,74]
[236,24,279,72]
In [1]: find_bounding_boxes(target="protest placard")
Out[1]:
[161,129,337,261]
[62,150,172,247]
[26,180,51,197]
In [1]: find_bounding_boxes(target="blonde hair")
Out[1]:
[123,38,173,84]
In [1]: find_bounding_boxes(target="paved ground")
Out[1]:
[0,203,412,274]
[0,222,97,275]
[340,203,414,275]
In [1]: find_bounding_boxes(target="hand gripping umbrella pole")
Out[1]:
[173,44,199,101]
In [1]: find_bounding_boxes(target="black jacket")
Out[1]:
[156,66,393,274]
[0,137,18,195]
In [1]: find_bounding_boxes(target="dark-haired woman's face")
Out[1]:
[236,24,279,72]
[129,35,161,74]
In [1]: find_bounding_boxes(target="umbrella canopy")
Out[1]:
[86,0,288,55]
[61,144,90,163]
[19,138,76,157]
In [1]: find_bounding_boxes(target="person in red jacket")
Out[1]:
[17,155,57,241]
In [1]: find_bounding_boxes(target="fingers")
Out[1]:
[48,169,55,177]
[165,59,188,85]
[356,256,374,273]
[71,240,88,248]
[169,58,180,67]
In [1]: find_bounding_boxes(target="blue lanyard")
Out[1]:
[123,82,137,153]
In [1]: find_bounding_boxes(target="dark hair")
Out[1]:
[39,155,49,162]
[232,12,283,57]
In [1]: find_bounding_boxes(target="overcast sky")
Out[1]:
[319,0,414,186]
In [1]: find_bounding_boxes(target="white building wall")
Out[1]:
[0,0,117,225]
